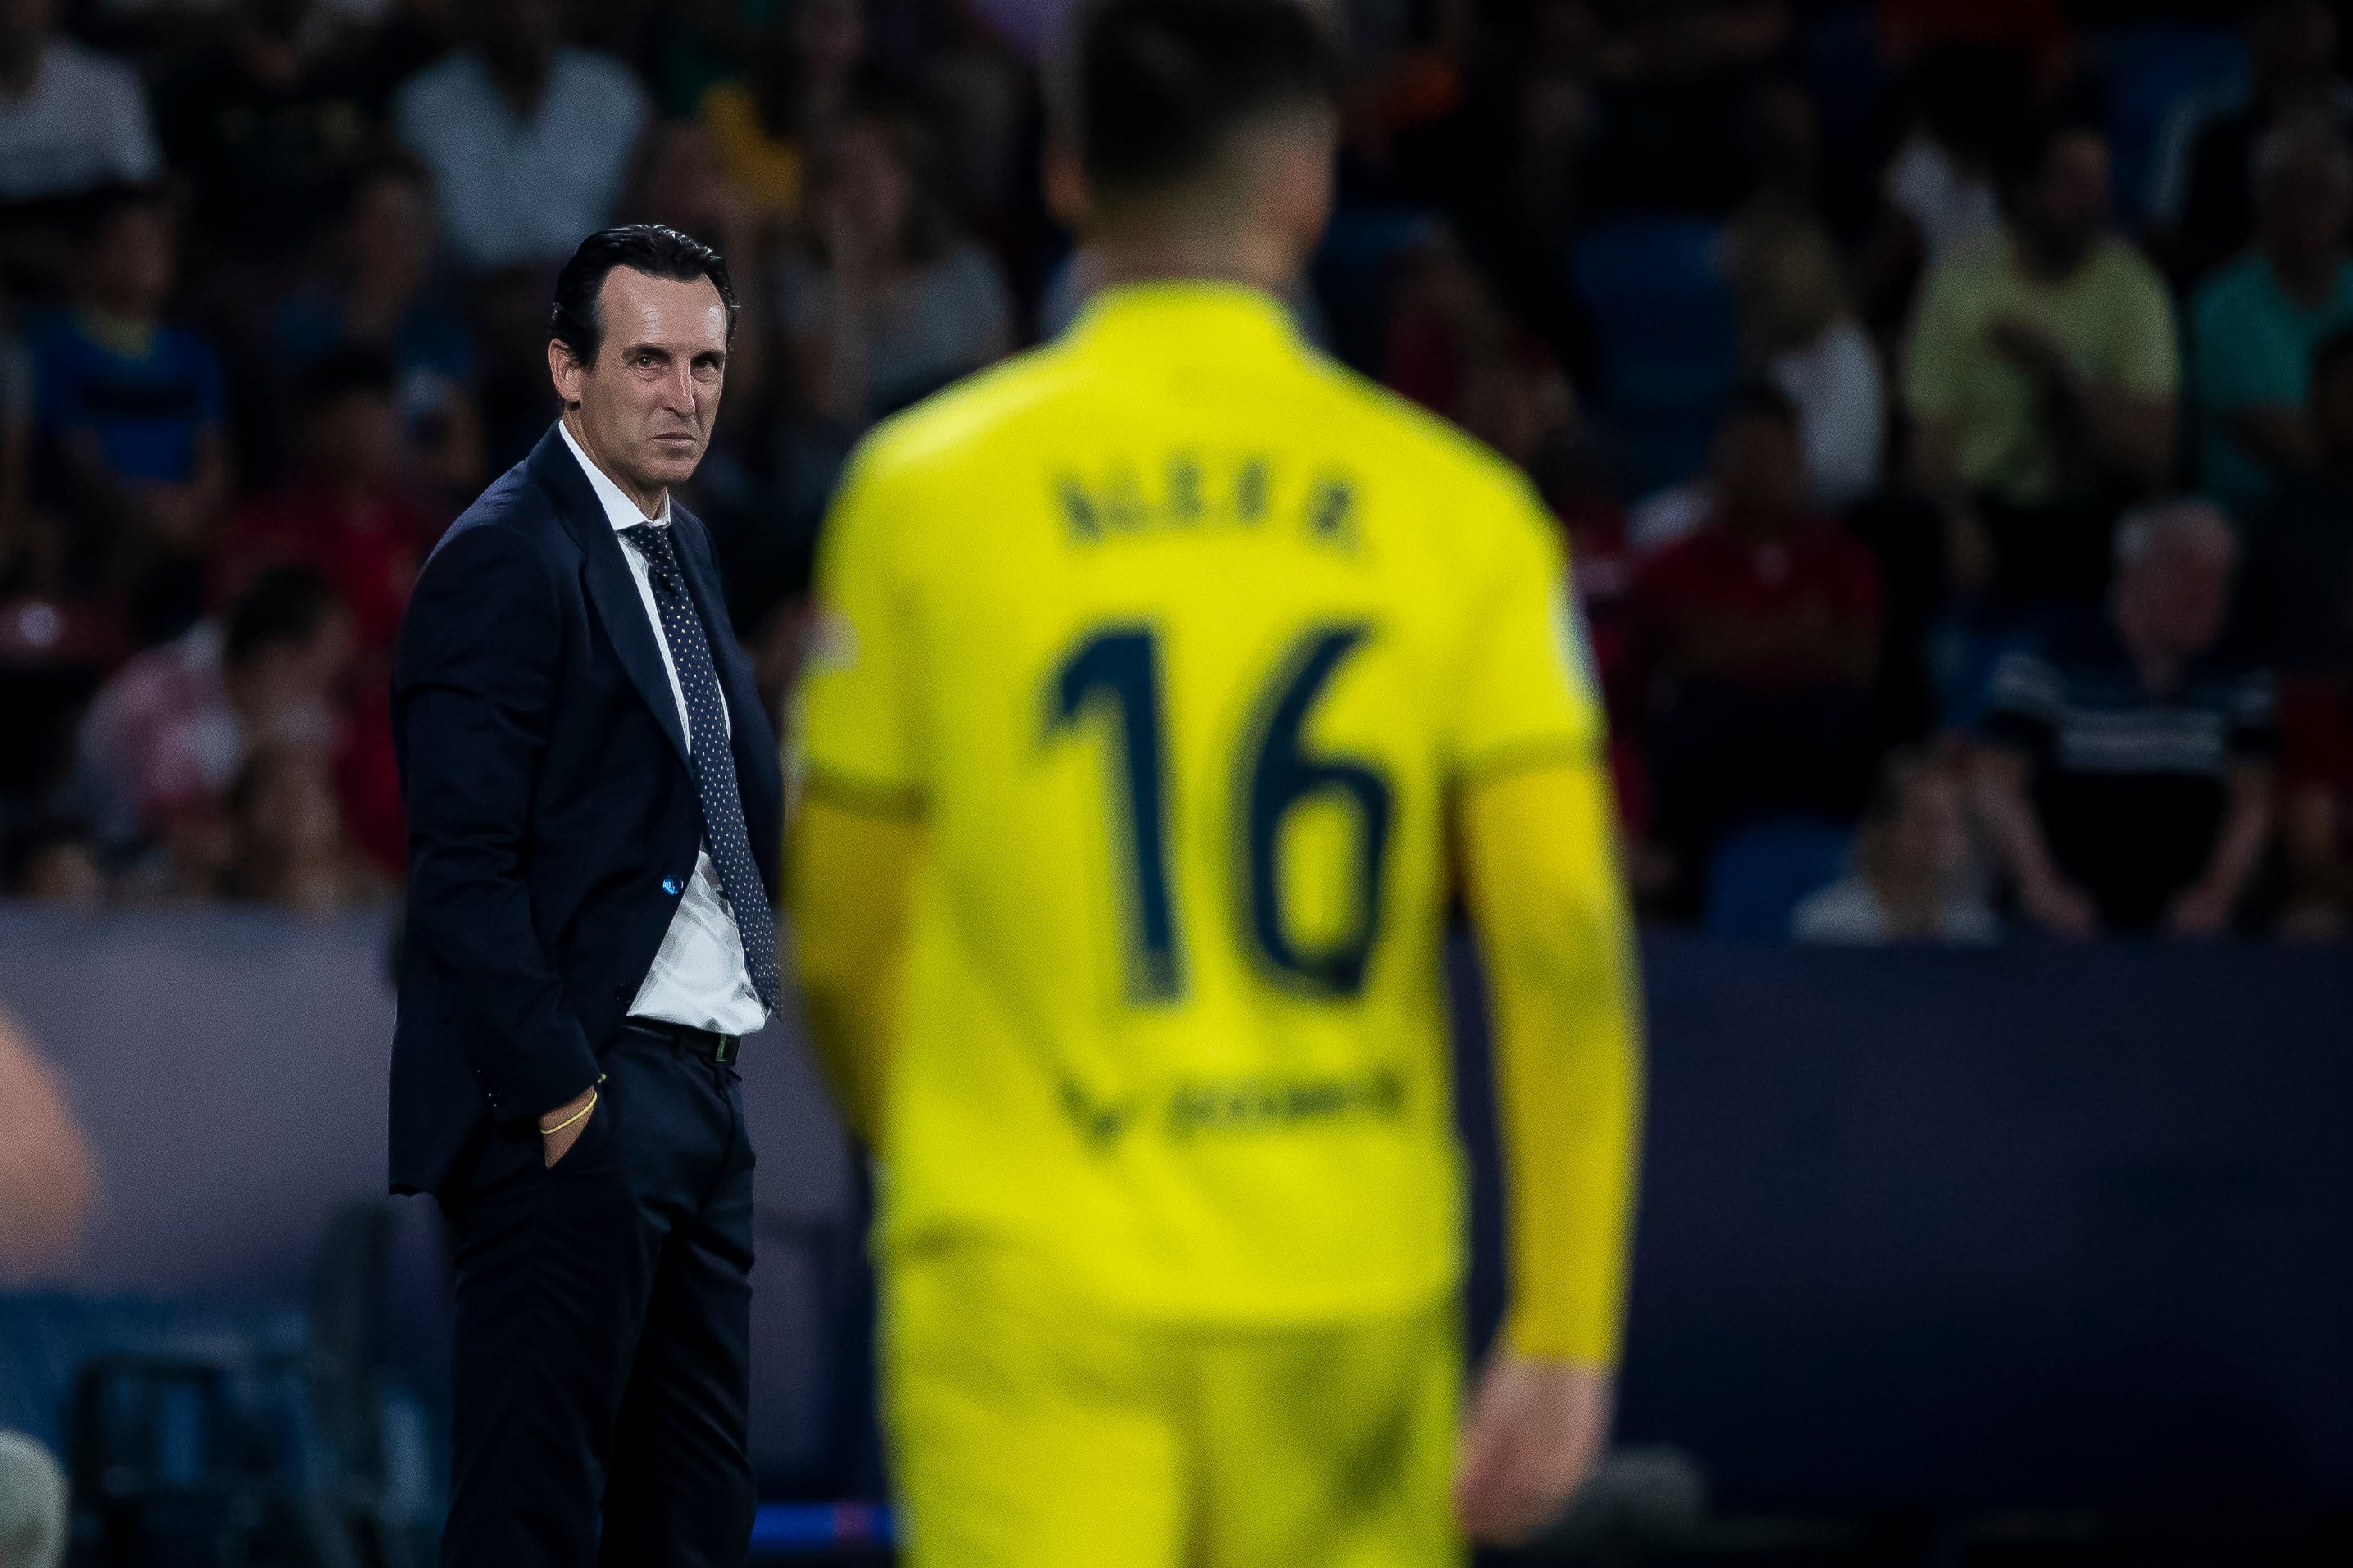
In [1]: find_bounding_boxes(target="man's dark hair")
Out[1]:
[1071,0,1336,207]
[225,566,339,667]
[1718,378,1801,435]
[2314,325,2353,395]
[295,345,400,411]
[548,224,739,369]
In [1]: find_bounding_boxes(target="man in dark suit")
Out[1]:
[389,225,780,1568]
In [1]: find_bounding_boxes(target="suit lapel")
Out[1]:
[527,426,691,769]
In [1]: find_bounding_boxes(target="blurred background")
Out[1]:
[3,0,2353,1561]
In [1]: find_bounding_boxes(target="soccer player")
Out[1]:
[788,0,1642,1561]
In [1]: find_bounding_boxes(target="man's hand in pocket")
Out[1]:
[540,1086,598,1166]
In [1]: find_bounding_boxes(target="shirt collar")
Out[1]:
[1064,280,1301,366]
[558,418,671,533]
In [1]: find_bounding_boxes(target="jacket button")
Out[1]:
[662,876,684,895]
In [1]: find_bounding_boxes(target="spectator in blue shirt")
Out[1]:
[1973,502,2277,937]
[2191,113,2353,520]
[33,184,230,644]
[391,0,648,271]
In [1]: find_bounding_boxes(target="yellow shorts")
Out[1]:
[883,1239,1463,1568]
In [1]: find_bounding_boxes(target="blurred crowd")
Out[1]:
[7,0,2353,943]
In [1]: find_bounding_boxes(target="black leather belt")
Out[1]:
[618,1017,740,1065]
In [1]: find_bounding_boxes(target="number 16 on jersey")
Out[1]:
[1045,622,1395,1008]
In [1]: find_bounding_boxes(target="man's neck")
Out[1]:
[1086,225,1299,297]
[2011,225,2091,284]
[562,410,665,519]
[485,50,550,119]
[0,37,43,98]
[2129,639,2185,695]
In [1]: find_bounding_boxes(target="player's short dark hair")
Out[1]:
[294,344,400,411]
[1718,378,1801,436]
[1069,0,1336,208]
[2314,325,2353,394]
[548,224,739,369]
[225,565,339,668]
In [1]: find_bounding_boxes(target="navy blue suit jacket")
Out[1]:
[388,424,782,1195]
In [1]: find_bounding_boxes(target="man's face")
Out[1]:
[549,268,730,500]
[87,204,176,318]
[2260,139,2351,263]
[2254,0,2336,102]
[306,391,402,492]
[1709,410,1806,523]
[794,0,863,85]
[2120,538,2234,662]
[347,176,433,290]
[824,120,913,254]
[2024,133,2111,266]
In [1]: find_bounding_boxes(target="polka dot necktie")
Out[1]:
[620,523,780,1012]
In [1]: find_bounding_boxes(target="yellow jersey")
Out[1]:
[797,282,1601,1323]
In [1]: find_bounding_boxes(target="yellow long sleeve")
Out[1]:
[1460,759,1645,1367]
[784,789,925,1145]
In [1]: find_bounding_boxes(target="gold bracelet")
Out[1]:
[540,1089,598,1137]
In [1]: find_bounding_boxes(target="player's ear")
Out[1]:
[1260,113,1337,257]
[1045,143,1091,230]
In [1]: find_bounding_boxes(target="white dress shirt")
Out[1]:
[559,420,768,1036]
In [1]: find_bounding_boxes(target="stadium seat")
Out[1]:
[1704,817,1855,941]
[0,1293,304,1460]
[0,1202,448,1568]
[2099,24,2248,225]
[1568,218,1740,497]
[1312,204,1445,373]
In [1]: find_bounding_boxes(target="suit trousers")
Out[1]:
[436,1026,757,1568]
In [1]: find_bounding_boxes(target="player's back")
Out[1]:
[800,282,1596,1323]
